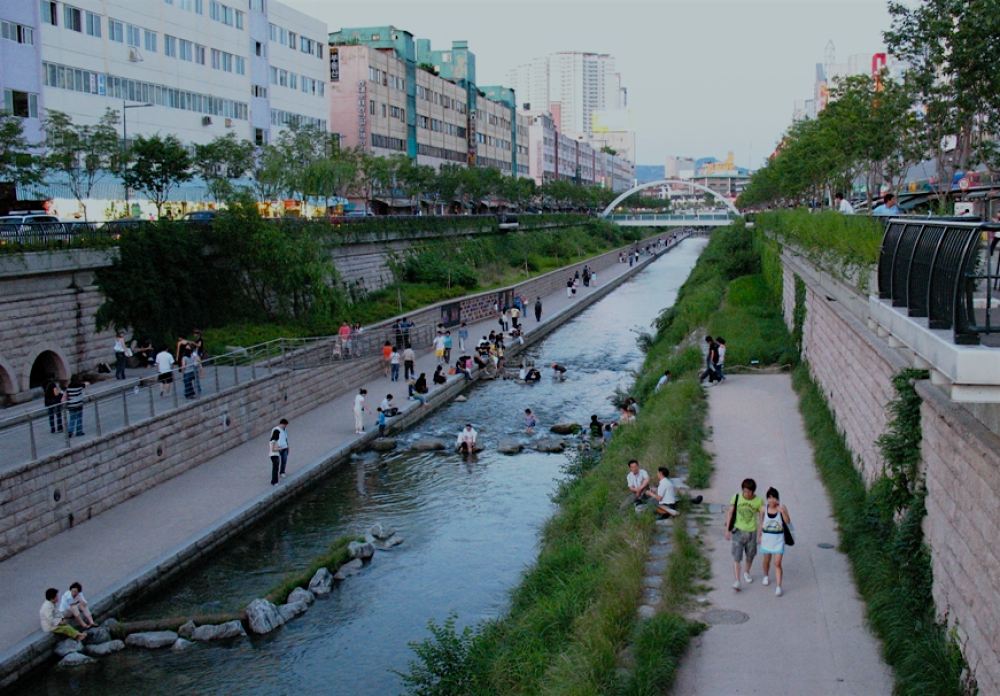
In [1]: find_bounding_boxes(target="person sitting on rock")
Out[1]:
[626,459,650,505]
[456,424,478,454]
[525,368,541,382]
[644,467,680,519]
[59,582,97,629]
[40,588,87,641]
[379,395,398,417]
[456,356,473,382]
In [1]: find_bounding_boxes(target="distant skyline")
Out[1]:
[288,1,894,169]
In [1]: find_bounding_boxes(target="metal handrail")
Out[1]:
[0,324,439,468]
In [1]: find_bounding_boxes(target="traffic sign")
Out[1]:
[958,178,970,190]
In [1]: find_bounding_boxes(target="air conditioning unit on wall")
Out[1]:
[225,118,233,128]
[128,47,143,62]
[202,116,212,126]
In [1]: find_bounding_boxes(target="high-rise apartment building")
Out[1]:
[507,52,625,136]
[0,0,328,149]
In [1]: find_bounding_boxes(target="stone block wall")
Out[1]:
[918,383,1000,696]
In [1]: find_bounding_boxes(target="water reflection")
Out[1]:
[14,238,706,696]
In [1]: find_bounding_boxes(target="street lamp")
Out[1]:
[122,100,153,215]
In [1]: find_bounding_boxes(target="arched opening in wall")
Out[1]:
[29,351,68,389]
[0,365,15,406]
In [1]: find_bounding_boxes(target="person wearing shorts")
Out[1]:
[725,477,763,591]
[759,486,791,596]
[155,348,175,396]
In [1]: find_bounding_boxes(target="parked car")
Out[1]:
[0,212,65,241]
[182,210,217,222]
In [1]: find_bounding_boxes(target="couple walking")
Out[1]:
[725,478,793,596]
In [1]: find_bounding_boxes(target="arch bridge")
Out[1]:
[600,179,740,227]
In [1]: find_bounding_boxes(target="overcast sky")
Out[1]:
[286,0,894,170]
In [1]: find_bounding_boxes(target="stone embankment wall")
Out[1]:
[779,247,1000,694]
[0,232,671,561]
[0,250,117,403]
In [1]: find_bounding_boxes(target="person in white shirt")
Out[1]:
[379,394,397,416]
[655,370,671,392]
[155,348,175,396]
[716,337,727,382]
[353,389,371,434]
[433,332,447,364]
[835,192,854,215]
[626,459,650,505]
[58,582,98,628]
[41,588,87,640]
[269,418,289,482]
[644,467,679,518]
[113,331,128,380]
[456,424,478,454]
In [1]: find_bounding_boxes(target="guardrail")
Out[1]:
[0,324,437,470]
[877,217,1000,344]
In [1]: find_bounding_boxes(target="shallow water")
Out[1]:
[15,237,707,696]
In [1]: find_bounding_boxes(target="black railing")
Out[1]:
[878,217,1000,344]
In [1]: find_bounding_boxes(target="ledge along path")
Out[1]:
[673,374,892,695]
[0,233,688,687]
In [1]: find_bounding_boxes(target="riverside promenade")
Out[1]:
[674,374,892,694]
[0,235,685,686]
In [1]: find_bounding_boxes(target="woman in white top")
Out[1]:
[353,389,371,434]
[758,486,791,596]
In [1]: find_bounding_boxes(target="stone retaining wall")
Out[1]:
[779,246,1000,692]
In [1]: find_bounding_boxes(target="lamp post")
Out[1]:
[122,100,153,215]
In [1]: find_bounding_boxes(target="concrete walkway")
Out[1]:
[0,237,682,684]
[673,374,892,695]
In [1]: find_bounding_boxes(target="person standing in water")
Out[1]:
[524,408,536,434]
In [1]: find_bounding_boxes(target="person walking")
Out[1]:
[181,346,197,399]
[534,297,543,323]
[700,335,720,385]
[353,388,371,434]
[389,346,401,382]
[433,332,446,365]
[268,425,282,486]
[458,322,469,352]
[759,486,792,596]
[43,373,63,434]
[62,375,88,437]
[443,331,452,363]
[113,331,128,380]
[510,304,521,331]
[403,345,416,380]
[725,478,764,590]
[872,193,900,216]
[155,347,175,397]
[270,418,289,479]
[715,337,727,382]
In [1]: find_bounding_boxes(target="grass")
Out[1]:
[263,536,360,605]
[791,364,973,696]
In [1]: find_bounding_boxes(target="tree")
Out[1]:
[193,133,256,201]
[250,143,286,204]
[121,134,193,216]
[43,109,120,220]
[0,112,42,186]
[886,0,1000,197]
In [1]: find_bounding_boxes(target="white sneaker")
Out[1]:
[762,576,769,586]
[732,581,741,591]
[743,572,753,584]
[775,587,783,597]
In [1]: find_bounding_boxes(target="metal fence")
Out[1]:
[0,324,437,470]
[878,216,1000,344]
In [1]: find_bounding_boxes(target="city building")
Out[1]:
[327,26,529,177]
[522,108,633,191]
[665,156,696,180]
[1,0,45,144]
[792,41,906,121]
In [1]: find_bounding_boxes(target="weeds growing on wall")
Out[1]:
[792,364,975,696]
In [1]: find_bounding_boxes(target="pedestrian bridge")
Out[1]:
[605,212,735,227]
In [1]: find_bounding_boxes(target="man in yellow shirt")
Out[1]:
[40,588,87,641]
[724,478,764,591]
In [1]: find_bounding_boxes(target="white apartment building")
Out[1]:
[34,0,327,147]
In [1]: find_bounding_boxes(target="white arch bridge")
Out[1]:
[600,179,740,227]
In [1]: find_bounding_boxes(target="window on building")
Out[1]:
[41,2,58,26]
[252,84,266,98]
[164,34,176,57]
[63,5,82,32]
[195,44,206,64]
[249,0,264,11]
[2,21,35,45]
[288,73,296,89]
[235,56,245,75]
[381,103,386,118]
[126,24,140,47]
[179,39,193,61]
[3,90,39,118]
[144,29,156,52]
[369,100,375,115]
[85,11,100,37]
[108,19,123,43]
[254,128,267,146]
[253,40,263,56]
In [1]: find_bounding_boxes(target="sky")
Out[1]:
[285,0,895,170]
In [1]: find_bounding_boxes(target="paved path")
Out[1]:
[0,238,679,674]
[674,374,892,695]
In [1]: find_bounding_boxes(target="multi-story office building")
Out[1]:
[327,26,529,177]
[2,0,327,149]
[1,1,45,144]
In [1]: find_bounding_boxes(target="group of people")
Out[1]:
[626,459,703,519]
[39,582,97,642]
[42,373,90,437]
[566,268,596,297]
[725,478,793,596]
[699,335,727,386]
[152,331,207,400]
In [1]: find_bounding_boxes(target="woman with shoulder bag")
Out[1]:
[758,486,793,596]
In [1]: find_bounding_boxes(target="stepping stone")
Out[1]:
[644,560,666,575]
[648,544,671,559]
[643,575,663,589]
[637,605,657,620]
[642,587,663,604]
